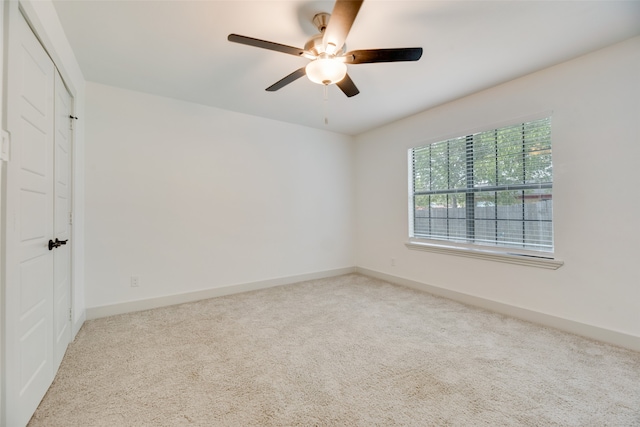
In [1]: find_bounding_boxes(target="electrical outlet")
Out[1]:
[131,275,141,287]
[391,258,396,267]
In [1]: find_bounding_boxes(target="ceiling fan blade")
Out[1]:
[266,67,307,92]
[322,0,364,53]
[336,73,360,97]
[228,34,305,57]
[344,48,423,64]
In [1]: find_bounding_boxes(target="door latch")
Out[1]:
[1,130,10,161]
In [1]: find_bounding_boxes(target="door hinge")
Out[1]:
[1,130,10,161]
[69,211,73,225]
[69,308,73,322]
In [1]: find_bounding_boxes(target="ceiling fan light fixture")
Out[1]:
[228,0,423,97]
[305,54,347,85]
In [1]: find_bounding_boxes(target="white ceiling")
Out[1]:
[52,0,640,136]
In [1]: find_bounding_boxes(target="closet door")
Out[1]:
[5,10,56,427]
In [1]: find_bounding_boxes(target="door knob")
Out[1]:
[48,238,69,250]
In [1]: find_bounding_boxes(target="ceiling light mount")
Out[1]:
[312,13,330,33]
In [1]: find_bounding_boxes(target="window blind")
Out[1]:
[411,117,553,252]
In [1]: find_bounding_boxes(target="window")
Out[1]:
[409,117,553,255]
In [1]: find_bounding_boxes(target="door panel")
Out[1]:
[19,190,47,241]
[19,122,48,176]
[18,255,49,315]
[20,316,48,394]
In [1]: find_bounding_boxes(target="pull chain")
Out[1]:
[323,85,329,125]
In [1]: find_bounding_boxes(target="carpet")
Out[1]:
[28,274,640,426]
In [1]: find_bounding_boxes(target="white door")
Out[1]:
[4,10,71,427]
[53,70,72,371]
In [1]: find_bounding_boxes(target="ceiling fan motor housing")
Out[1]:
[305,33,346,56]
[304,34,324,56]
[306,13,346,56]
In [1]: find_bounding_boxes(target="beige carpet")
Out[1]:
[29,274,640,426]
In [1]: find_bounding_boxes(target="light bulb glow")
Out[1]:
[305,55,347,85]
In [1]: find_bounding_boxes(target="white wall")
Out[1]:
[355,37,640,342]
[85,83,354,310]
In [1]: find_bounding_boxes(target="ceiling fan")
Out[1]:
[228,0,423,98]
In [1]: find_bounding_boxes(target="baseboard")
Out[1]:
[356,267,640,353]
[72,311,86,338]
[86,267,356,320]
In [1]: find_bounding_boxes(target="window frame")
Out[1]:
[407,115,562,268]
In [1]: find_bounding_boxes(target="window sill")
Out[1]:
[405,241,564,270]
